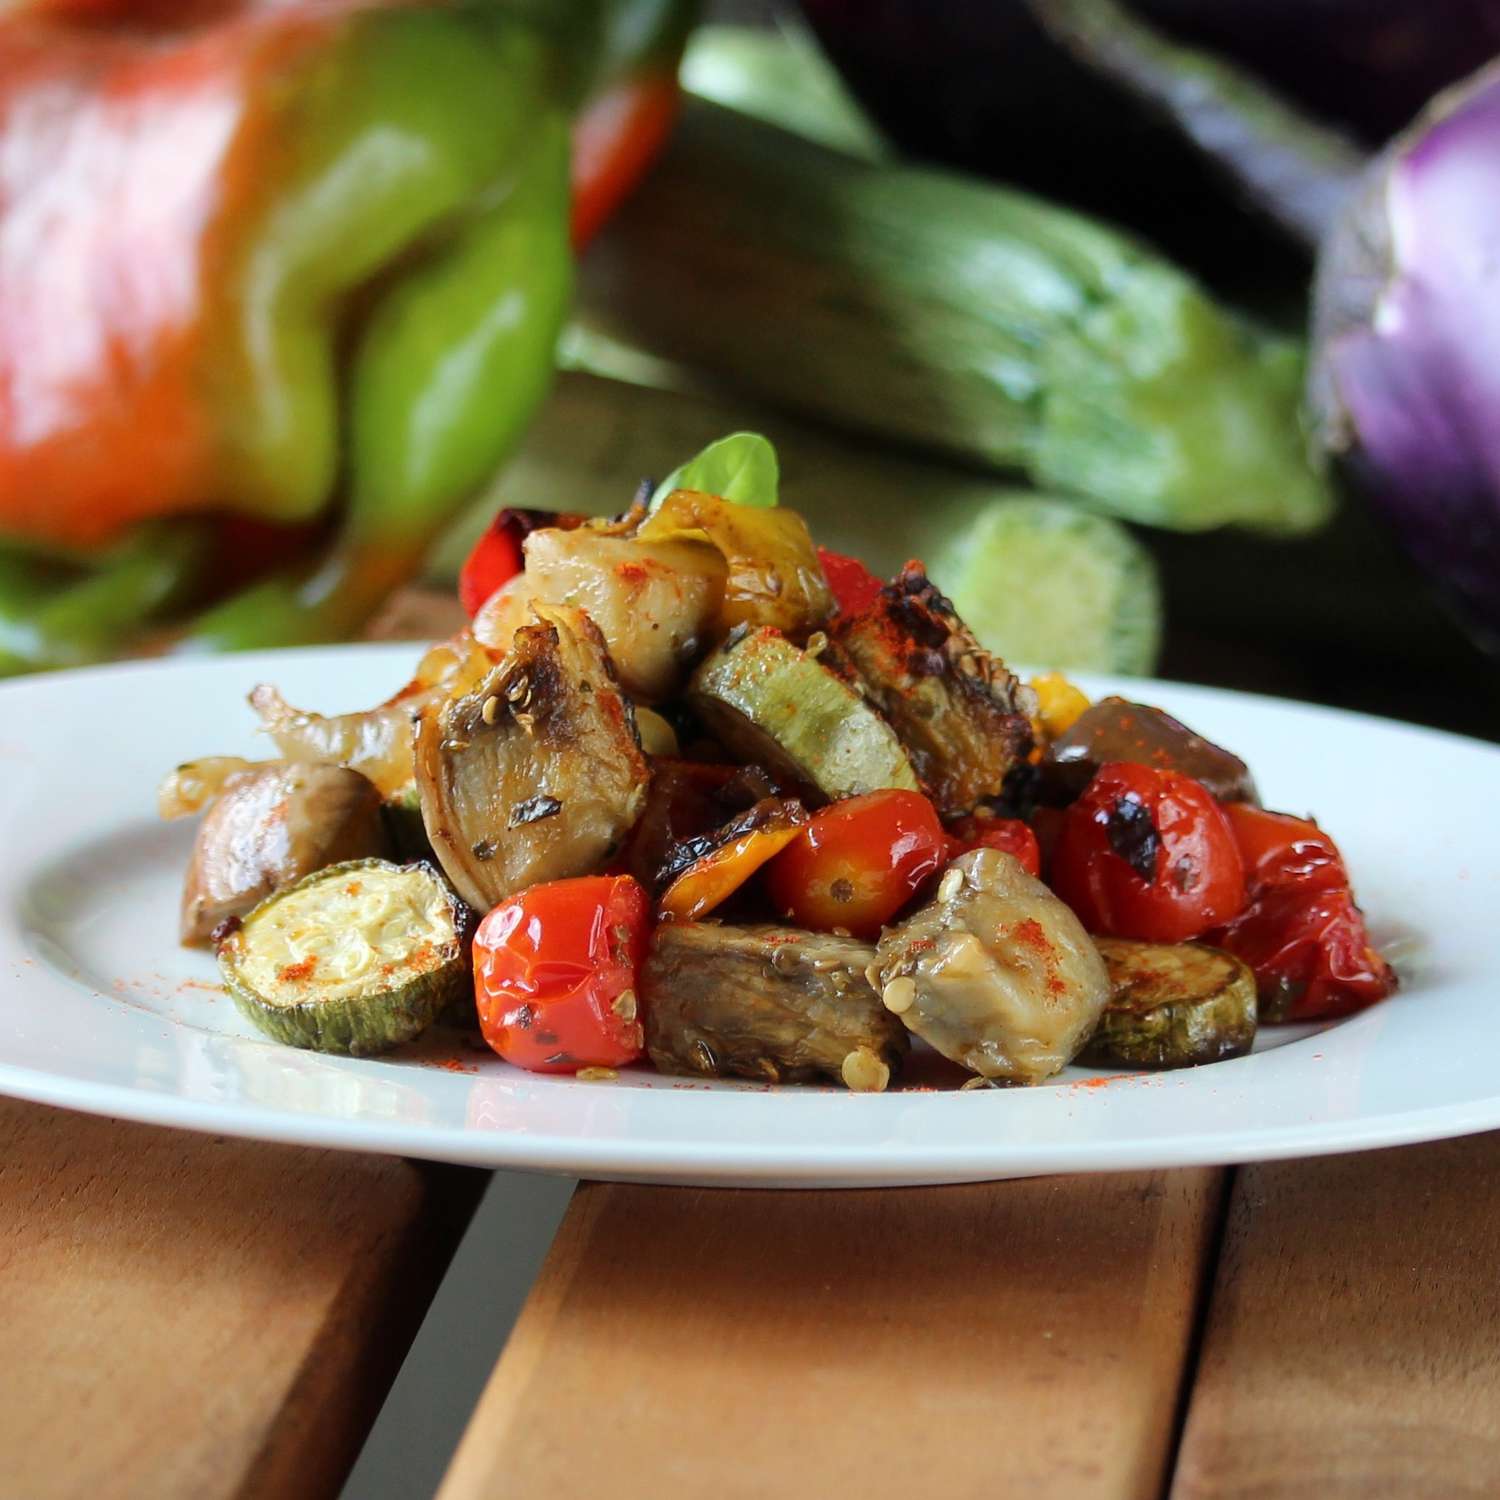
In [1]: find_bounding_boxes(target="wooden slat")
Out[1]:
[0,1098,484,1500]
[1172,1135,1500,1499]
[441,1171,1226,1500]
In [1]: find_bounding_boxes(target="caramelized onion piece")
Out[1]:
[414,605,650,912]
[158,757,273,820]
[249,633,496,798]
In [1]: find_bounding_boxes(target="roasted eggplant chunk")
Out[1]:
[414,605,650,912]
[833,564,1033,818]
[1044,697,1258,805]
[474,527,727,702]
[178,764,388,946]
[689,626,918,803]
[642,923,907,1091]
[872,847,1109,1084]
[1080,938,1258,1070]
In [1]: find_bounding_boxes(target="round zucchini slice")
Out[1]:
[1081,937,1257,1070]
[218,859,468,1056]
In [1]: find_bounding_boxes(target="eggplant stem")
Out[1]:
[1028,0,1368,250]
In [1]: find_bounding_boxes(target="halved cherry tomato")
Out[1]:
[1209,885,1395,1022]
[946,814,1041,878]
[1221,803,1346,894]
[1050,762,1246,943]
[764,789,947,939]
[457,516,524,618]
[816,546,884,617]
[474,875,648,1074]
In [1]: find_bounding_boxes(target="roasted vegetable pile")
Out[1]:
[160,435,1396,1082]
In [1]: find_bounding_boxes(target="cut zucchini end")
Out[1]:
[932,495,1162,676]
[218,858,468,1056]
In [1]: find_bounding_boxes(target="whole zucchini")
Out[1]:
[580,100,1333,536]
[218,858,469,1056]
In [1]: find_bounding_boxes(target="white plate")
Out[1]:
[0,645,1494,1187]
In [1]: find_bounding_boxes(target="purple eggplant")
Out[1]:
[1309,61,1500,650]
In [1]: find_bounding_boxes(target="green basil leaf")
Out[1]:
[649,432,779,509]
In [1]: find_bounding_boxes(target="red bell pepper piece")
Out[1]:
[816,546,885,616]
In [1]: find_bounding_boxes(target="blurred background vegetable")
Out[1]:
[1310,62,1500,654]
[578,97,1333,535]
[0,0,696,671]
[2,0,1496,740]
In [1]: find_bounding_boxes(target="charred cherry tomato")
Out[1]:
[474,875,648,1073]
[457,515,524,618]
[1050,762,1246,943]
[817,546,884,617]
[945,815,1041,878]
[1222,803,1346,894]
[1209,885,1395,1022]
[764,789,947,939]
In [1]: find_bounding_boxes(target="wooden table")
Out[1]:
[6,1093,1500,1500]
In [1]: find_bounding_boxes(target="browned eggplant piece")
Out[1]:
[642,923,907,1091]
[179,764,388,946]
[1043,697,1258,805]
[832,563,1034,818]
[414,604,650,912]
[872,847,1109,1084]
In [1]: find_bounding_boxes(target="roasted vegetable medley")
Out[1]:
[159,434,1396,1089]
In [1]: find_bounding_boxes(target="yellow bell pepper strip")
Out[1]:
[0,0,697,670]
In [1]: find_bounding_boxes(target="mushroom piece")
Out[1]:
[414,604,650,913]
[642,923,907,1091]
[832,563,1034,817]
[179,764,388,946]
[872,847,1109,1084]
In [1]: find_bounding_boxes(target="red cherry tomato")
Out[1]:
[1221,803,1346,894]
[816,546,884,617]
[764,789,948,939]
[457,512,528,618]
[1210,803,1393,1020]
[945,815,1041,878]
[1050,762,1246,942]
[473,876,649,1074]
[1209,885,1395,1022]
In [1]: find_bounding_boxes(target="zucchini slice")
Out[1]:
[688,625,918,802]
[1081,937,1257,1070]
[218,859,468,1056]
